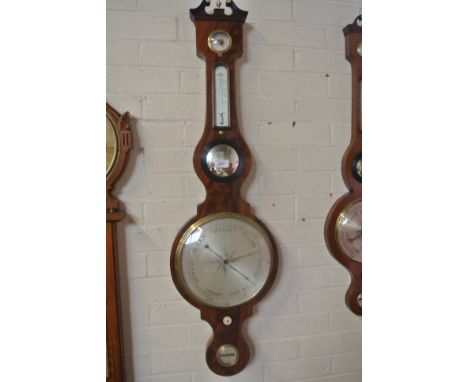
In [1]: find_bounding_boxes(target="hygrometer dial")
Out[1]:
[175,213,274,308]
[336,199,362,263]
[208,30,232,54]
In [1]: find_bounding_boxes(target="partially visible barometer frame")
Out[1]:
[106,103,132,381]
[324,15,362,316]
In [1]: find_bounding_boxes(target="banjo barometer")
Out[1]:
[170,0,278,376]
[324,15,362,316]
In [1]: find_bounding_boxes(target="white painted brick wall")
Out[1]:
[107,0,362,381]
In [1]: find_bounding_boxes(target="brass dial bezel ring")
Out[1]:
[174,212,275,309]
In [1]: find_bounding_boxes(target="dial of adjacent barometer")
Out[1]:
[176,214,272,308]
[336,199,362,262]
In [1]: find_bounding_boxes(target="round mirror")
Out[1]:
[204,143,240,178]
[352,153,362,183]
[106,116,119,177]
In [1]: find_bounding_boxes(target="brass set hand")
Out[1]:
[230,251,259,262]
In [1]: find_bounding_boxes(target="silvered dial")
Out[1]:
[175,213,273,308]
[214,65,229,128]
[216,344,239,367]
[336,199,362,262]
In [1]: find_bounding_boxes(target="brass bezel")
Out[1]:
[106,115,120,178]
[335,198,362,263]
[207,29,233,55]
[174,212,275,309]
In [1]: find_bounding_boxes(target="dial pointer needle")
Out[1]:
[230,251,260,262]
[205,245,253,283]
[227,263,254,284]
[205,244,225,262]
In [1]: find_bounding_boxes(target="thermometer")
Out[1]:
[214,65,229,128]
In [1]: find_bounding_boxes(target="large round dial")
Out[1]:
[174,213,274,308]
[335,199,362,262]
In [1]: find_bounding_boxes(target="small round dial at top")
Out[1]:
[174,213,274,308]
[208,30,232,54]
[335,199,362,262]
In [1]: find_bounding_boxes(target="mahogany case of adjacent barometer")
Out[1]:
[324,15,362,316]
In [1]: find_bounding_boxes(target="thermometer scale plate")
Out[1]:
[214,65,229,128]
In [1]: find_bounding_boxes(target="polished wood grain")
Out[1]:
[170,1,278,376]
[107,222,124,382]
[324,15,362,316]
[106,103,132,381]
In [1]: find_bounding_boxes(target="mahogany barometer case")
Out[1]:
[107,103,132,381]
[324,15,362,316]
[170,0,278,376]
